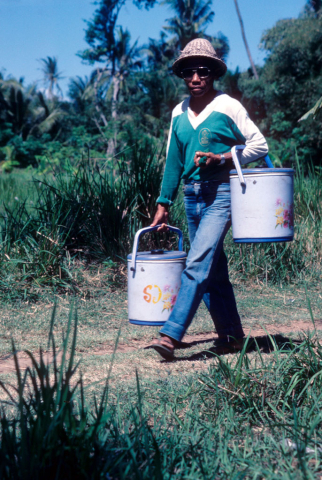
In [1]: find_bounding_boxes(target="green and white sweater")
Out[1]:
[157,92,268,205]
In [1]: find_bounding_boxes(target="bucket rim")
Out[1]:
[127,251,186,261]
[230,168,294,175]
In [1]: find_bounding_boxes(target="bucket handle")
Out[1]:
[231,145,274,187]
[130,225,183,273]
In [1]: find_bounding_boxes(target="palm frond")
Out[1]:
[36,109,66,134]
[299,96,322,121]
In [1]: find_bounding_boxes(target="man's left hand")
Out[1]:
[194,151,221,169]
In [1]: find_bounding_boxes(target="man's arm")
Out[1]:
[156,116,184,206]
[232,106,268,165]
[151,114,184,231]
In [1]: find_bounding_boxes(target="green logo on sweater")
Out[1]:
[198,128,211,147]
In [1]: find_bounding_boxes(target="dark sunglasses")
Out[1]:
[181,67,213,80]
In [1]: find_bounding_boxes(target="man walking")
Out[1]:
[148,38,268,359]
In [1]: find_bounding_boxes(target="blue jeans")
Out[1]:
[160,181,244,342]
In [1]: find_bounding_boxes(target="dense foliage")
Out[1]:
[1,0,321,172]
[239,11,322,167]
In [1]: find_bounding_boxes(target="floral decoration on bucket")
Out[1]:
[162,284,179,313]
[275,199,294,229]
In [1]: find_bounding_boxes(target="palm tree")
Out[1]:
[68,76,96,114]
[102,27,143,154]
[143,32,177,70]
[0,79,37,138]
[163,0,214,49]
[29,91,65,137]
[0,76,64,140]
[82,28,142,154]
[232,0,259,80]
[38,56,64,99]
[79,0,143,154]
[78,2,141,121]
[108,27,142,119]
[306,0,322,14]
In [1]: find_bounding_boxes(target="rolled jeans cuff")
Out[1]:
[160,320,187,342]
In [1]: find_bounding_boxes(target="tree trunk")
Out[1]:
[233,0,259,80]
[94,68,108,126]
[48,80,54,100]
[107,75,120,157]
[111,75,120,120]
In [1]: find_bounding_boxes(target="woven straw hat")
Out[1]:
[172,38,227,78]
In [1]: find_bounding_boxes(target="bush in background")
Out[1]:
[0,140,321,302]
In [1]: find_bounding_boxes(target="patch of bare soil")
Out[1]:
[88,318,322,355]
[0,319,320,375]
[0,351,64,374]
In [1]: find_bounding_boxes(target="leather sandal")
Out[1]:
[145,337,175,360]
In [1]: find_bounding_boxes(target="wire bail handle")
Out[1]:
[130,225,183,274]
[231,145,274,187]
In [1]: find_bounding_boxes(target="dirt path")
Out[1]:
[92,319,321,355]
[0,319,320,375]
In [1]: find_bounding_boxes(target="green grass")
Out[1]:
[0,288,322,479]
[0,145,321,475]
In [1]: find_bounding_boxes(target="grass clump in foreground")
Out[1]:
[1,305,322,479]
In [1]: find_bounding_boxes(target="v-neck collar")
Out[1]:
[187,91,223,130]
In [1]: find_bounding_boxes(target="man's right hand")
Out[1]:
[150,204,169,232]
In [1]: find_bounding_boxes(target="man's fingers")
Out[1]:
[151,215,169,228]
[196,151,208,157]
[157,223,169,232]
[195,151,209,168]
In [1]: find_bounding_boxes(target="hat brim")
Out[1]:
[172,54,227,79]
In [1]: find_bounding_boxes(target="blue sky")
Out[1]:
[0,0,306,96]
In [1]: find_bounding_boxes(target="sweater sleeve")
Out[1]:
[233,106,268,165]
[157,116,184,206]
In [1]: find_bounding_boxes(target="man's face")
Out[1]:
[181,59,216,98]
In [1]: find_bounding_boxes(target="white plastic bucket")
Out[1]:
[127,225,186,326]
[230,146,294,243]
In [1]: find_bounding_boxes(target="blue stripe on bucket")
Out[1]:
[129,319,166,326]
[234,237,293,243]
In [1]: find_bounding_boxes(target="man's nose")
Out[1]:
[191,72,201,82]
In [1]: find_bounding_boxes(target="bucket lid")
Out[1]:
[230,168,294,176]
[127,250,186,261]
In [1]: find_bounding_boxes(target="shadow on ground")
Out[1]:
[167,334,304,363]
